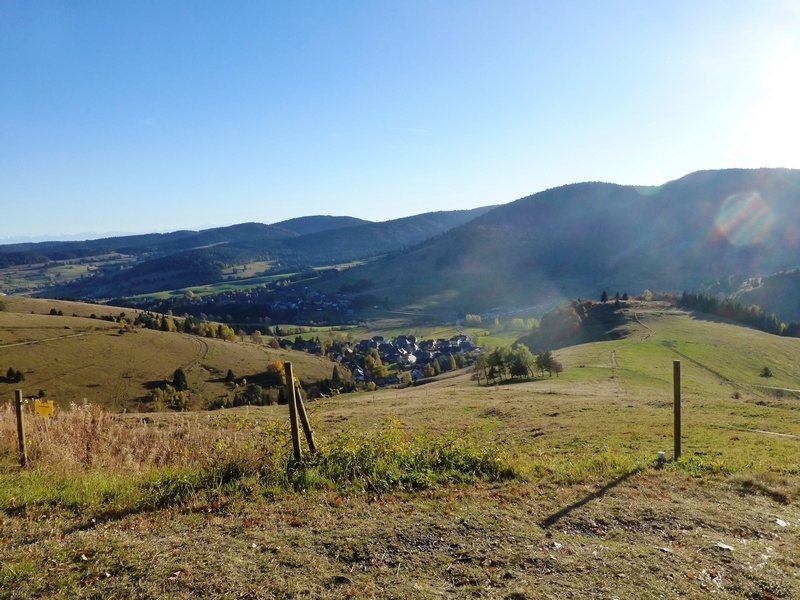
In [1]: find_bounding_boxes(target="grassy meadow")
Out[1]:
[0,297,335,412]
[1,301,799,598]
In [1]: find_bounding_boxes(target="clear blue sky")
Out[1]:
[2,1,799,242]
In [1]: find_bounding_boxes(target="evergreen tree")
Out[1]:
[487,347,509,382]
[173,368,188,391]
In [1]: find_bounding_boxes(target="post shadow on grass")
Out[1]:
[539,466,643,529]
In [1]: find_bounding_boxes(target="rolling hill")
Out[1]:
[0,297,335,412]
[272,215,370,236]
[2,297,800,599]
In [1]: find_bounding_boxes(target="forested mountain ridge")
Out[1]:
[0,208,495,298]
[327,168,800,316]
[3,168,799,315]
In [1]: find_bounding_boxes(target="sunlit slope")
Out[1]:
[555,303,800,392]
[265,301,800,478]
[0,299,333,411]
[547,304,800,453]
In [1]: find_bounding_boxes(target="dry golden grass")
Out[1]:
[0,401,268,473]
[0,297,335,411]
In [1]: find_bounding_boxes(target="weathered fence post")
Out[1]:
[283,362,303,463]
[294,386,317,455]
[15,389,28,468]
[673,360,681,460]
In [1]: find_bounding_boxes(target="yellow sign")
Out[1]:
[34,399,54,417]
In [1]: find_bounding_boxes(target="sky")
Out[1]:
[2,1,800,242]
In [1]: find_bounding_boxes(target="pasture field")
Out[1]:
[1,303,799,598]
[0,298,335,411]
[0,254,137,295]
[131,259,369,302]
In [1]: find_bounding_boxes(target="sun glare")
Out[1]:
[714,191,774,246]
[742,40,800,166]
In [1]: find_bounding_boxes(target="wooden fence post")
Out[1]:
[294,386,317,455]
[673,360,681,460]
[15,389,28,468]
[283,362,303,463]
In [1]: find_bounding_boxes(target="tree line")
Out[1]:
[677,292,799,337]
[471,345,562,385]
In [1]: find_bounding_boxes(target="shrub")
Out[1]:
[307,419,517,494]
[150,385,189,411]
[5,367,24,383]
[233,384,276,407]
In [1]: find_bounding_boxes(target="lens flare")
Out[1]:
[714,192,774,246]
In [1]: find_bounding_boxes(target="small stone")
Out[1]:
[714,542,734,551]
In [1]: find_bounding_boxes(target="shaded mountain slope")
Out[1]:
[283,207,496,265]
[5,168,800,311]
[334,168,800,316]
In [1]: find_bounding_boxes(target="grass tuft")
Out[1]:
[304,418,517,494]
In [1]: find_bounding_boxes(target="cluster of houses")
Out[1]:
[339,334,478,385]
